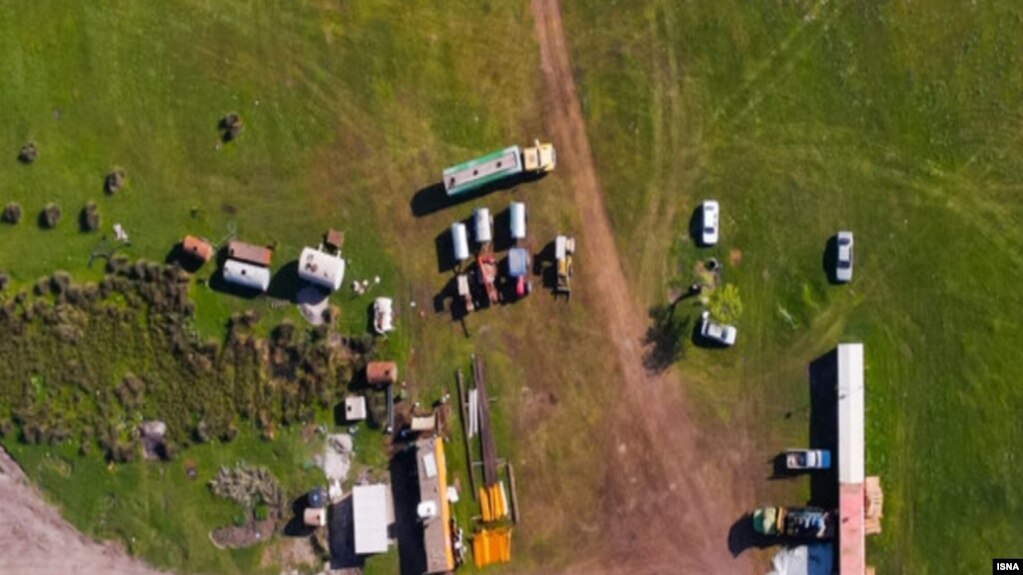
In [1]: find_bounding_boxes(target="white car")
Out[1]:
[699,311,736,346]
[701,200,719,246]
[835,231,854,282]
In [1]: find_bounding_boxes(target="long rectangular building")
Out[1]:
[837,343,865,575]
[416,437,454,574]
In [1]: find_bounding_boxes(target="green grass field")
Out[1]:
[564,1,1023,572]
[0,2,623,574]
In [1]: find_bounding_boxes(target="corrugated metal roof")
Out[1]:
[352,484,390,555]
[227,240,272,267]
[838,343,864,484]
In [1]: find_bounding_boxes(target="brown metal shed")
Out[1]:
[182,235,214,263]
[366,361,398,386]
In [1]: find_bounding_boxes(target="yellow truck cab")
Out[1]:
[522,139,556,173]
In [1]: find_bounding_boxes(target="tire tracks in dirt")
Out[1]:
[531,2,756,573]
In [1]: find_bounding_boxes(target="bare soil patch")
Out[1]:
[531,1,757,572]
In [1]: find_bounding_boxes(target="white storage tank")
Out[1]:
[473,208,492,245]
[297,247,346,291]
[222,259,271,292]
[509,201,527,241]
[451,222,470,262]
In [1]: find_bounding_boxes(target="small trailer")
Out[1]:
[457,273,475,313]
[753,506,836,539]
[555,235,574,295]
[509,202,527,243]
[507,247,531,299]
[452,222,470,263]
[477,252,500,305]
[473,208,493,246]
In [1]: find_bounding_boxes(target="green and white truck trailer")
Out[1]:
[442,140,556,196]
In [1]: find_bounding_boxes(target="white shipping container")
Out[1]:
[510,202,527,240]
[473,208,492,244]
[451,222,470,262]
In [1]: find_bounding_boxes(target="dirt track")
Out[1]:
[531,1,756,573]
[0,445,167,575]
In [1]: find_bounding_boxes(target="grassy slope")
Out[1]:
[7,428,321,574]
[564,1,1023,573]
[0,1,624,573]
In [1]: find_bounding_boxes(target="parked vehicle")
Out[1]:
[752,506,835,539]
[507,247,532,299]
[555,235,575,296]
[699,310,737,346]
[477,252,499,306]
[443,140,556,197]
[785,449,832,470]
[701,200,719,246]
[835,231,854,282]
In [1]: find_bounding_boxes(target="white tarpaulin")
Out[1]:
[766,544,833,575]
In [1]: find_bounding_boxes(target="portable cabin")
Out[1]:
[181,235,214,263]
[451,223,470,262]
[222,259,271,292]
[227,240,272,267]
[442,146,523,197]
[509,202,527,241]
[298,247,346,291]
[473,208,493,245]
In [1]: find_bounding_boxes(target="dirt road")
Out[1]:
[0,445,167,575]
[531,1,756,573]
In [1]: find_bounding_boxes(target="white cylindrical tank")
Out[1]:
[451,222,469,262]
[473,208,492,245]
[510,201,526,240]
[222,259,271,292]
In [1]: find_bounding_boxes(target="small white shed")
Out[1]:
[345,396,367,422]
[223,259,271,292]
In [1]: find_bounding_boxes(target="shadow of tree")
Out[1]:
[643,303,691,372]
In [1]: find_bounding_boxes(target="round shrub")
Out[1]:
[40,203,61,228]
[80,201,101,232]
[2,202,22,224]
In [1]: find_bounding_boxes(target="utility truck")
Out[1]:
[443,140,556,197]
[752,506,835,539]
[555,235,575,295]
